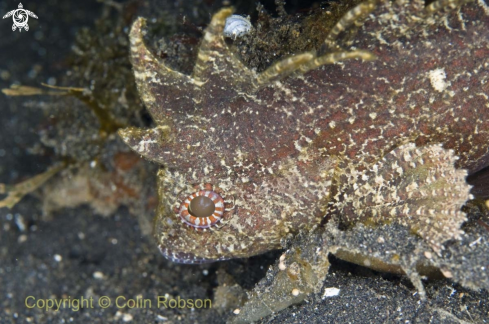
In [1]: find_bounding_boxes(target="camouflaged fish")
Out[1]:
[119,0,489,263]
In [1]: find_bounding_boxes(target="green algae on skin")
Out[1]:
[119,0,487,265]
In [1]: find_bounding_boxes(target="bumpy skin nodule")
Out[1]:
[120,0,488,263]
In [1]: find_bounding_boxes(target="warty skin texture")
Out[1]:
[119,0,489,263]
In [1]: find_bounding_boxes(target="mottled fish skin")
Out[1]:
[120,0,489,263]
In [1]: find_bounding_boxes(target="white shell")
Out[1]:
[223,15,252,39]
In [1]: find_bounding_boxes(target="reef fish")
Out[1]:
[119,0,489,263]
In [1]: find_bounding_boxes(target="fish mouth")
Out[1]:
[157,244,230,264]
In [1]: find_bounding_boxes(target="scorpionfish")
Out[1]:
[119,0,489,263]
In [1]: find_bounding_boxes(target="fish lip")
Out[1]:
[157,244,229,264]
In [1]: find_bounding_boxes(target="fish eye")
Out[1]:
[178,190,224,229]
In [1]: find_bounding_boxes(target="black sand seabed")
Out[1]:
[1,0,488,323]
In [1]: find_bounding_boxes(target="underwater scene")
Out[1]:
[1,0,488,322]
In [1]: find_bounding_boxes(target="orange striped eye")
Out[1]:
[178,190,224,229]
